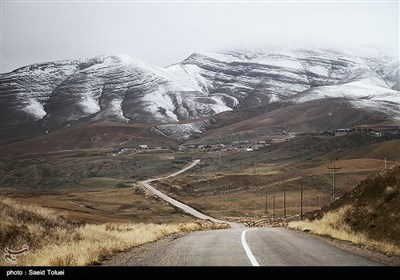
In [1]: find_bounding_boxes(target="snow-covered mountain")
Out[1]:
[174,48,399,113]
[0,48,399,143]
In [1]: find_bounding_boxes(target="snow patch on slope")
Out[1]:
[256,55,304,70]
[141,89,179,122]
[296,77,398,103]
[351,99,400,119]
[154,119,214,141]
[166,64,212,93]
[202,48,306,70]
[294,74,400,118]
[109,99,129,122]
[306,65,330,77]
[20,98,47,120]
[79,96,100,115]
[209,95,236,113]
[92,98,129,122]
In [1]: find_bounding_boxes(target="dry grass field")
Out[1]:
[153,175,329,220]
[289,165,400,256]
[4,181,195,224]
[152,154,396,221]
[2,136,396,224]
[1,133,398,263]
[0,198,227,266]
[289,206,400,255]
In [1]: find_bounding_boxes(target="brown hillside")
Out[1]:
[0,198,224,266]
[312,165,400,247]
[1,121,176,156]
[188,98,393,144]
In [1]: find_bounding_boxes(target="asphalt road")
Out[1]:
[119,227,381,266]
[129,160,381,266]
[139,159,242,228]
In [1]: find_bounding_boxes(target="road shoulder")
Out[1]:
[101,232,188,266]
[288,228,400,266]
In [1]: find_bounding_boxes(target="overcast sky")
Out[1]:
[1,0,399,73]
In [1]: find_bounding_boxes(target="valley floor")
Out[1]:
[1,134,399,265]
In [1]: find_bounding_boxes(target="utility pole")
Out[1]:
[318,192,321,210]
[283,189,287,218]
[300,185,303,220]
[327,165,341,203]
[384,157,387,170]
[272,195,276,218]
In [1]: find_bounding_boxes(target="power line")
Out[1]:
[300,185,303,220]
[384,157,387,170]
[318,191,322,210]
[265,191,268,215]
[327,165,341,203]
[272,195,276,218]
[283,189,287,218]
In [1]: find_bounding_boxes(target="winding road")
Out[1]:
[129,160,382,266]
[140,159,241,228]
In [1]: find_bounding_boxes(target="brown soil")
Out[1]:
[308,165,400,247]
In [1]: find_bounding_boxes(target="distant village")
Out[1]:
[112,126,399,156]
[113,140,266,156]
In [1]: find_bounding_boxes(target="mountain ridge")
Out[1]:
[1,47,399,146]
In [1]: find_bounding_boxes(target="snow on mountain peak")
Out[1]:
[0,47,399,133]
[113,54,134,65]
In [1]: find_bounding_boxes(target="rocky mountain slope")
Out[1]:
[1,47,399,144]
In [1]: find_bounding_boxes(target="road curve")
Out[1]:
[139,159,242,228]
[111,227,381,266]
[121,160,382,266]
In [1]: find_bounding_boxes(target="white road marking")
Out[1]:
[241,229,260,266]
